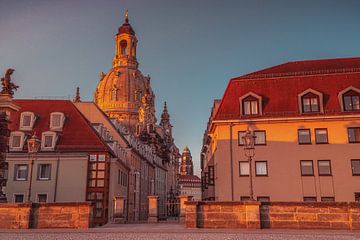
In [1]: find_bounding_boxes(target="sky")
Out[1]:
[1,0,360,175]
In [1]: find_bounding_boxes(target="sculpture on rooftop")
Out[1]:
[1,69,18,97]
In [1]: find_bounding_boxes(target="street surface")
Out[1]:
[0,223,360,240]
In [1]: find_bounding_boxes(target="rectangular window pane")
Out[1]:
[97,180,104,187]
[97,163,105,170]
[14,194,24,203]
[355,192,360,202]
[311,98,319,112]
[44,136,53,147]
[257,196,270,202]
[90,155,97,162]
[98,155,106,162]
[240,196,251,201]
[254,131,266,145]
[315,129,328,144]
[244,101,251,115]
[303,98,311,112]
[351,160,360,175]
[37,194,47,203]
[97,171,105,179]
[91,171,97,178]
[15,164,28,180]
[318,160,331,176]
[353,96,360,109]
[321,197,335,202]
[304,197,317,202]
[348,128,360,143]
[251,100,258,114]
[300,161,314,176]
[298,129,311,144]
[344,96,352,111]
[238,131,246,145]
[51,115,61,128]
[239,161,249,176]
[255,161,267,176]
[12,135,21,148]
[22,115,31,127]
[38,164,51,180]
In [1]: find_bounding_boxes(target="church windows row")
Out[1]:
[239,86,360,116]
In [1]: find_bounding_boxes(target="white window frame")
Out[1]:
[36,193,48,203]
[298,89,324,114]
[41,131,57,151]
[9,131,26,151]
[13,193,25,203]
[239,92,263,116]
[38,164,51,180]
[50,112,65,130]
[338,86,360,112]
[19,112,36,131]
[14,164,28,181]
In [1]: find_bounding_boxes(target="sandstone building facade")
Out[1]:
[201,57,360,202]
[179,147,201,201]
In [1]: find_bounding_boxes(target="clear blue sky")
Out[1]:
[1,0,360,175]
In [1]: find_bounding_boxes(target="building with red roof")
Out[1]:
[201,57,360,202]
[5,99,115,225]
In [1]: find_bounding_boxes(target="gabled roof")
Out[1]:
[215,57,360,120]
[10,100,111,152]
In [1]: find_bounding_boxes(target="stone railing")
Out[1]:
[0,202,92,229]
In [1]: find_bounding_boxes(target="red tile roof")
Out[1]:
[215,57,360,120]
[10,100,110,152]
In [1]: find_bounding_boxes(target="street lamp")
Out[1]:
[27,133,40,202]
[242,129,256,201]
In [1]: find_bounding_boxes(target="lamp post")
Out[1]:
[242,129,256,201]
[27,133,40,202]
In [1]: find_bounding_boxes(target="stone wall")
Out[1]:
[0,202,92,229]
[261,202,360,230]
[185,201,260,229]
[0,203,31,229]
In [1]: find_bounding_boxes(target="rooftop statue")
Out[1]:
[1,68,18,97]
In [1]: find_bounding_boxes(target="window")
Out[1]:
[240,196,251,201]
[41,131,57,150]
[351,159,360,176]
[20,112,36,130]
[348,127,360,143]
[37,194,47,203]
[343,90,360,111]
[50,112,65,130]
[120,40,127,55]
[239,161,249,176]
[38,164,51,180]
[238,131,246,145]
[318,160,331,176]
[255,161,268,176]
[355,192,360,202]
[254,131,266,145]
[14,164,28,181]
[14,194,24,203]
[298,129,311,144]
[9,131,26,151]
[321,197,335,202]
[302,92,319,113]
[315,128,328,144]
[257,196,270,202]
[111,88,118,101]
[243,96,259,115]
[300,160,314,176]
[303,196,317,202]
[208,166,214,185]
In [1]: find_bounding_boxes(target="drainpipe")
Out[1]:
[229,123,234,201]
[53,154,60,202]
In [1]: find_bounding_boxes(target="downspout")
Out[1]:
[53,153,60,202]
[230,123,234,201]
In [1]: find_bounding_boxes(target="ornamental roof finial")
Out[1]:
[125,9,129,23]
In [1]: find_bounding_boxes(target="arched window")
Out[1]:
[120,40,127,55]
[242,95,259,115]
[343,90,360,111]
[301,92,319,113]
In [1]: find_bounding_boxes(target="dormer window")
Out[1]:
[343,90,360,111]
[239,92,262,116]
[302,93,319,113]
[50,112,65,130]
[9,131,26,151]
[20,112,36,131]
[41,131,57,151]
[298,89,323,114]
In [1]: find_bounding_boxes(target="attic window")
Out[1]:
[343,90,360,111]
[20,112,36,131]
[41,131,57,151]
[9,131,26,151]
[243,96,259,115]
[298,89,323,114]
[50,112,65,130]
[302,92,319,113]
